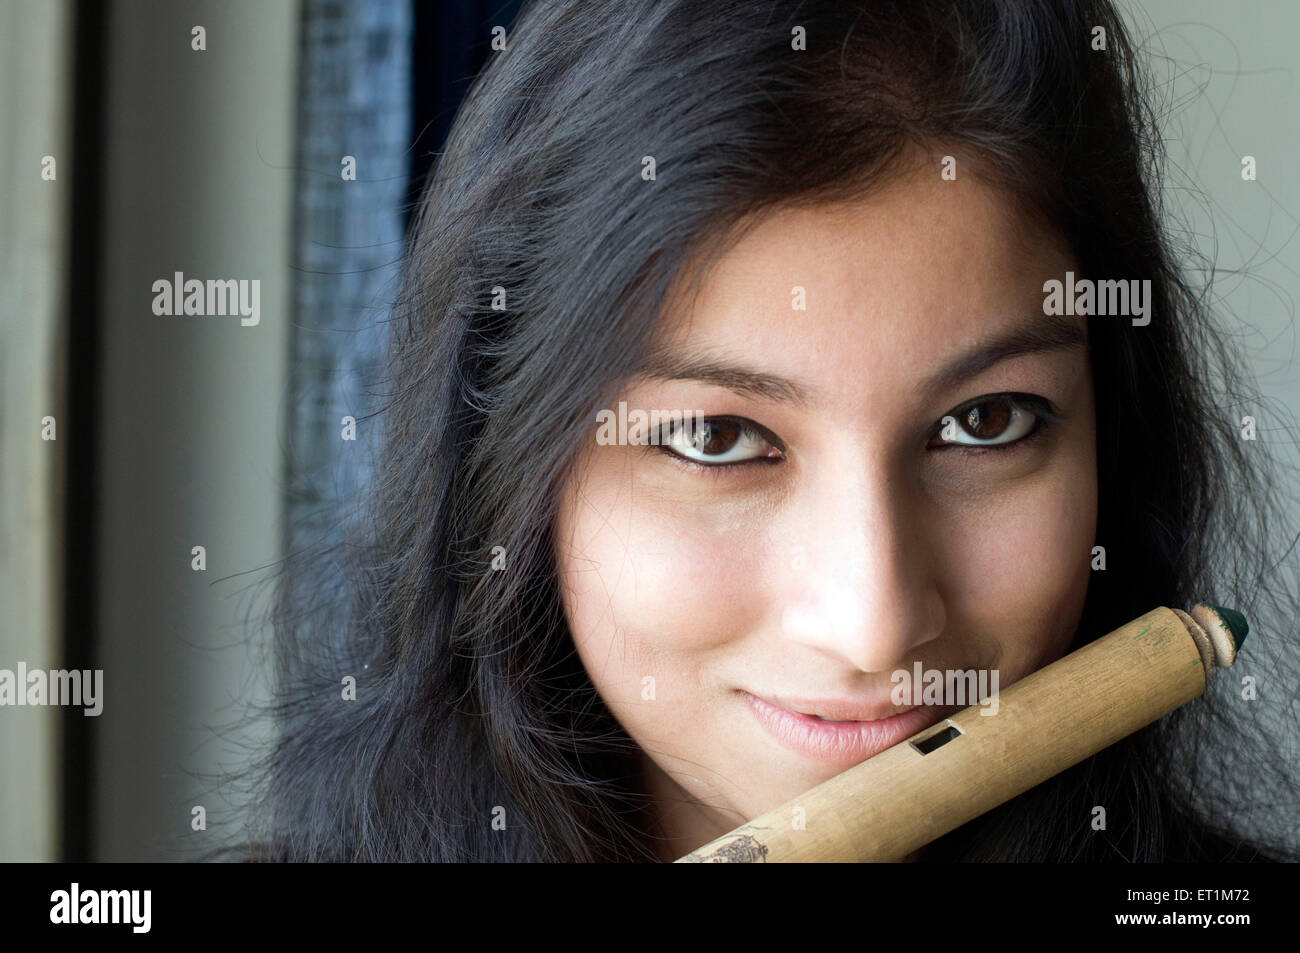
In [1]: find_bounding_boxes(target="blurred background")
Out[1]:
[1,0,1296,861]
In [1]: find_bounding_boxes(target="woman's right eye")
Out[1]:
[658,417,784,467]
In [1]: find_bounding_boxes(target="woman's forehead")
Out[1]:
[643,168,1079,398]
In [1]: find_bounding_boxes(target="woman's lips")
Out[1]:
[742,690,951,766]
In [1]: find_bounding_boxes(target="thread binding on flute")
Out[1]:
[1190,603,1246,667]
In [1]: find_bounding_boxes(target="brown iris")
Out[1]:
[962,400,1012,440]
[689,419,742,455]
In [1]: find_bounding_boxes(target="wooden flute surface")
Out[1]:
[676,606,1207,862]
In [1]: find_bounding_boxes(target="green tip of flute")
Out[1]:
[1207,605,1249,650]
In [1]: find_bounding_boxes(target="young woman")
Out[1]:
[239,0,1300,862]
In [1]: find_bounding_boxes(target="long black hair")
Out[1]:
[232,0,1300,861]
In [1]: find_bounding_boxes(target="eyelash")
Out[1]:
[651,394,1061,472]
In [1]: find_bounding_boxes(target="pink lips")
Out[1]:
[743,690,950,765]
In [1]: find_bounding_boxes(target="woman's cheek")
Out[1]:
[558,474,766,708]
[939,467,1095,675]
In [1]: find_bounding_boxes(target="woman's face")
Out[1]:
[553,160,1097,859]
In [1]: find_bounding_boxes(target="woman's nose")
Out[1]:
[779,468,944,673]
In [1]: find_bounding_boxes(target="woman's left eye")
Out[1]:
[930,394,1053,448]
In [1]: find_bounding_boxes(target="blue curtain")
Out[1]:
[287,0,413,553]
[287,0,525,557]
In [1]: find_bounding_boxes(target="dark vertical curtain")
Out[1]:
[406,0,525,233]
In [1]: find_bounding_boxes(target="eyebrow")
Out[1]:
[632,316,1088,406]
